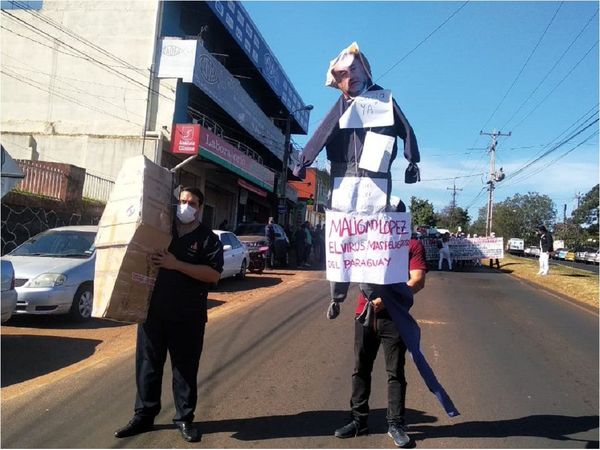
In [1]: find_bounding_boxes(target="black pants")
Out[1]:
[134,314,206,423]
[351,317,407,425]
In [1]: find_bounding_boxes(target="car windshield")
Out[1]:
[234,224,265,236]
[10,231,96,258]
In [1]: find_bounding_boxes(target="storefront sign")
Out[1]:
[199,126,275,191]
[205,1,309,133]
[193,43,285,161]
[171,124,200,155]
[157,38,197,83]
[325,211,411,284]
[238,178,267,197]
[422,237,505,261]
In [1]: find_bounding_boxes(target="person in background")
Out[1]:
[294,224,307,267]
[537,225,553,275]
[218,219,229,231]
[303,221,313,267]
[334,200,427,447]
[114,187,224,443]
[438,232,452,271]
[265,218,276,267]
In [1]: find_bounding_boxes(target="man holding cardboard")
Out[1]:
[115,187,223,443]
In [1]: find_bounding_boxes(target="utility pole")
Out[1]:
[447,179,462,230]
[481,129,511,236]
[563,204,567,223]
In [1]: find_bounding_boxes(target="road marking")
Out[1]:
[417,319,448,325]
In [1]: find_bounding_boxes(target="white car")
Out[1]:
[213,230,249,280]
[2,226,97,321]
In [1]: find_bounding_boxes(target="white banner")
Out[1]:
[325,211,411,284]
[422,237,505,261]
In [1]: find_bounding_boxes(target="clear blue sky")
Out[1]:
[244,1,599,222]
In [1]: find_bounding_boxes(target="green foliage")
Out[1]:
[493,192,556,245]
[409,196,436,228]
[436,205,470,233]
[469,206,487,236]
[553,221,586,249]
[572,184,599,227]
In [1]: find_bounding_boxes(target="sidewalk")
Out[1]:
[1,268,326,402]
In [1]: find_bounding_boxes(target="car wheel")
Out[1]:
[237,259,247,279]
[69,283,93,322]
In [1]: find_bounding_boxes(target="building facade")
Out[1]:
[1,0,309,230]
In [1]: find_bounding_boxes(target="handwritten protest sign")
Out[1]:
[325,211,411,284]
[338,89,394,129]
[422,237,504,261]
[331,176,388,213]
[359,131,395,173]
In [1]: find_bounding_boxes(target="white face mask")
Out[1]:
[177,203,197,224]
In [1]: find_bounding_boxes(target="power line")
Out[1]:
[511,39,599,131]
[376,1,470,83]
[500,8,598,131]
[478,1,564,133]
[1,68,145,126]
[1,10,175,104]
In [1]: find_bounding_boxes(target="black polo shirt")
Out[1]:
[149,222,224,322]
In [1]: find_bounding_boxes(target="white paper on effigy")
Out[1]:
[338,89,394,129]
[359,131,395,173]
[325,211,411,284]
[331,176,388,214]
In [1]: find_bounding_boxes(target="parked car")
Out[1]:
[575,247,597,264]
[2,226,97,321]
[506,238,525,256]
[564,250,576,261]
[213,230,249,280]
[524,246,540,257]
[587,250,600,265]
[553,248,568,260]
[234,222,289,267]
[1,259,18,323]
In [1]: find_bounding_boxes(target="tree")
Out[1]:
[436,205,470,233]
[492,192,556,245]
[572,184,599,231]
[469,206,487,236]
[409,196,436,228]
[553,221,585,249]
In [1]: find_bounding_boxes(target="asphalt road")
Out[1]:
[1,269,598,448]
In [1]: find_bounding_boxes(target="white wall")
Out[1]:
[1,0,176,179]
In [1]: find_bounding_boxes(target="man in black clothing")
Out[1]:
[115,187,223,443]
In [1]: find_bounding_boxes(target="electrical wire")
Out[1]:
[1,10,175,103]
[511,40,599,131]
[1,68,145,126]
[478,1,564,133]
[499,7,598,131]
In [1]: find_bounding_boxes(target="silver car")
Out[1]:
[2,225,97,321]
[1,259,18,323]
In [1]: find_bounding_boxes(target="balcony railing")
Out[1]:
[187,107,265,165]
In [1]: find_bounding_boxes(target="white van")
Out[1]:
[506,238,525,255]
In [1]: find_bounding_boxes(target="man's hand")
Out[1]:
[149,249,179,270]
[372,298,385,313]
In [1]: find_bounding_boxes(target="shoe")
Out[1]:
[114,416,154,438]
[388,423,410,447]
[334,420,368,438]
[177,422,201,443]
[327,301,341,320]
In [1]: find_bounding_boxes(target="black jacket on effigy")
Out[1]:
[293,84,420,184]
[540,232,554,253]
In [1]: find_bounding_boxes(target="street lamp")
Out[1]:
[278,104,313,225]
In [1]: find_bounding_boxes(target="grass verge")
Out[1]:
[500,254,599,310]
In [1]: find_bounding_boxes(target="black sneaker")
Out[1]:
[388,423,410,447]
[334,420,368,438]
